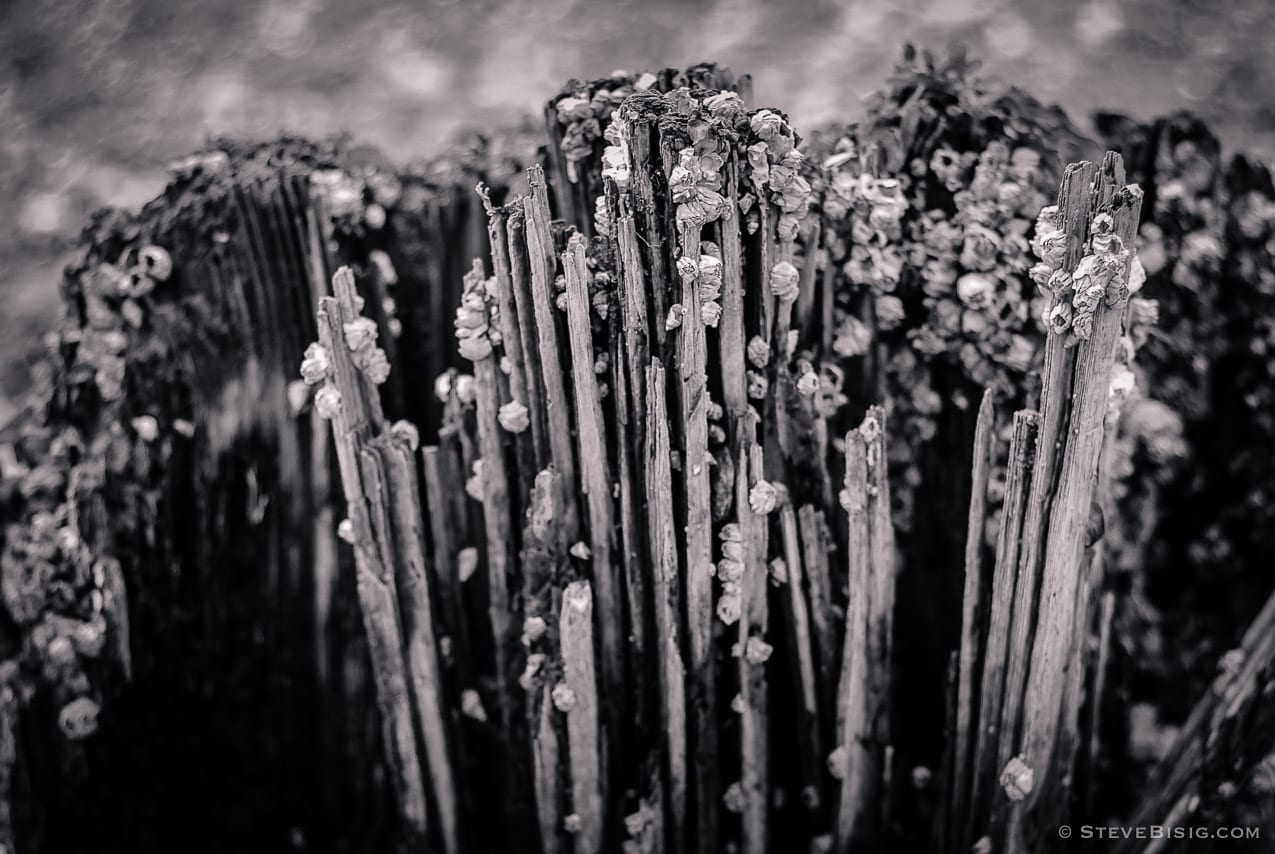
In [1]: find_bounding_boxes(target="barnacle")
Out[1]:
[716,585,742,625]
[770,260,800,302]
[337,519,356,544]
[665,303,685,331]
[464,460,486,502]
[832,316,872,358]
[747,337,771,368]
[131,416,159,443]
[138,245,173,282]
[519,653,546,692]
[461,689,487,722]
[354,347,391,384]
[744,636,774,664]
[498,401,530,433]
[457,547,479,582]
[521,616,547,646]
[300,343,329,385]
[551,683,576,712]
[390,420,420,451]
[314,386,342,419]
[343,318,378,352]
[747,371,768,400]
[58,696,100,740]
[796,365,820,397]
[956,273,995,309]
[999,756,1034,801]
[827,746,848,780]
[749,480,779,515]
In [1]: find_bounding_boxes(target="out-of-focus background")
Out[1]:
[3,0,1273,422]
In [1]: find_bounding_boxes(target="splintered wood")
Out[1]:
[303,59,1253,854]
[835,407,895,852]
[936,154,1149,853]
[333,79,873,853]
[314,269,457,854]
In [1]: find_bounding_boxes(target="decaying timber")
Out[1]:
[1,46,1274,854]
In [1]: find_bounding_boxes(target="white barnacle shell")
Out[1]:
[1047,268,1073,294]
[287,379,309,416]
[570,541,592,560]
[315,386,342,419]
[139,245,173,282]
[498,400,530,433]
[551,683,577,712]
[1128,254,1147,294]
[665,303,685,331]
[457,546,479,582]
[521,615,547,646]
[827,746,848,780]
[343,317,378,352]
[676,255,699,281]
[701,301,722,327]
[747,371,768,400]
[454,374,476,405]
[731,694,747,714]
[391,419,420,451]
[58,696,101,740]
[563,814,583,834]
[369,249,398,285]
[337,518,356,543]
[132,415,159,443]
[1029,261,1055,289]
[744,636,774,663]
[832,316,872,358]
[457,332,493,362]
[519,652,546,691]
[875,295,906,330]
[859,414,882,444]
[465,460,484,501]
[1000,756,1034,801]
[747,336,771,368]
[716,557,744,583]
[1047,301,1074,335]
[699,253,723,286]
[356,346,391,384]
[769,558,788,584]
[602,142,631,190]
[716,588,742,625]
[434,373,452,402]
[956,273,995,309]
[723,782,747,814]
[797,368,820,397]
[749,480,779,515]
[461,689,487,721]
[1109,364,1137,400]
[769,260,800,302]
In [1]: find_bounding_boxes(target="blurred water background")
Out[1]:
[3,0,1273,423]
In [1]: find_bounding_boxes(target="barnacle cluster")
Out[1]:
[553,71,658,182]
[811,50,1094,533]
[454,259,500,363]
[1029,208,1143,343]
[553,64,745,189]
